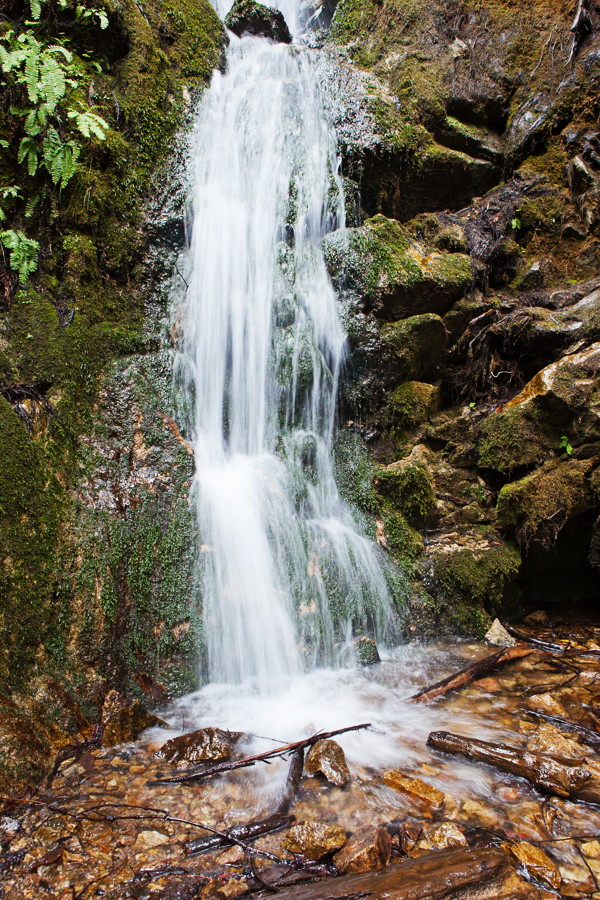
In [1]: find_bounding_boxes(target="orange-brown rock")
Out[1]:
[383,769,445,809]
[152,726,243,766]
[283,822,347,859]
[334,824,392,874]
[510,842,561,890]
[427,822,467,850]
[305,739,351,787]
[101,690,166,747]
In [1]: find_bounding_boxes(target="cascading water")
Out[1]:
[175,3,395,693]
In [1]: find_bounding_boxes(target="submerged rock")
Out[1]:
[305,739,351,786]
[383,770,445,809]
[510,842,562,890]
[427,822,467,850]
[102,690,166,747]
[334,824,392,874]
[283,822,347,859]
[152,727,243,766]
[224,0,292,43]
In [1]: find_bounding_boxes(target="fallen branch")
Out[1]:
[427,731,600,803]
[504,625,566,652]
[149,724,370,786]
[406,644,535,704]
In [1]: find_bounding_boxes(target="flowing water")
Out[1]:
[175,5,394,697]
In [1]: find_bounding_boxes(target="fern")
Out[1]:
[0,229,40,281]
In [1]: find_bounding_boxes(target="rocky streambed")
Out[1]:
[4,619,600,899]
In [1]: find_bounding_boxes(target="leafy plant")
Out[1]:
[511,217,521,231]
[0,230,40,281]
[560,435,573,456]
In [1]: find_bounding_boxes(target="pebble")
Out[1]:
[427,822,467,849]
[383,770,445,809]
[134,830,170,850]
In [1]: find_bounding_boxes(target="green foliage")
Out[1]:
[560,435,573,456]
[0,4,109,279]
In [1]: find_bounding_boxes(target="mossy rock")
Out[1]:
[382,313,447,382]
[384,381,440,432]
[478,405,547,473]
[374,448,437,519]
[224,0,292,42]
[381,511,424,560]
[432,542,521,636]
[497,458,596,548]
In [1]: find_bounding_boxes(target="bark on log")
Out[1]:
[256,847,509,900]
[406,644,535,704]
[427,731,600,803]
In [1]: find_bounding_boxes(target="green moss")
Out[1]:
[382,510,424,560]
[497,459,594,548]
[515,195,564,235]
[478,406,545,473]
[374,456,436,518]
[383,380,439,432]
[383,313,447,379]
[433,542,521,636]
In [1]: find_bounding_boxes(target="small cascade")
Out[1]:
[175,6,395,691]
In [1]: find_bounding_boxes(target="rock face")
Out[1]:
[333,824,392,874]
[224,0,292,42]
[305,739,351,786]
[153,727,243,766]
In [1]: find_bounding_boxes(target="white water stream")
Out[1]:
[176,7,394,695]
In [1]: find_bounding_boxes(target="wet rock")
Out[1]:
[354,636,380,666]
[527,724,587,761]
[305,739,351,787]
[134,830,170,850]
[523,693,568,718]
[510,842,562,890]
[152,727,243,766]
[382,315,447,383]
[224,0,292,42]
[333,824,391,874]
[201,876,249,899]
[283,822,347,859]
[524,609,549,624]
[0,816,20,834]
[133,672,170,705]
[382,382,440,432]
[382,770,445,809]
[102,690,166,747]
[427,822,467,850]
[485,619,517,648]
[374,445,437,520]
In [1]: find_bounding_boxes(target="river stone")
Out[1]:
[333,824,392,874]
[305,739,351,787]
[102,690,166,747]
[427,822,467,850]
[152,727,243,766]
[224,0,292,43]
[283,822,347,859]
[485,618,516,647]
[354,636,381,666]
[134,830,170,850]
[510,842,562,890]
[383,770,445,809]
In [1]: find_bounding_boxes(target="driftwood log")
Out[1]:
[407,644,535,704]
[151,724,369,786]
[427,731,600,803]
[259,847,510,900]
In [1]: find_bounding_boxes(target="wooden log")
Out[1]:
[427,731,600,803]
[150,723,369,786]
[406,644,535,704]
[254,847,509,900]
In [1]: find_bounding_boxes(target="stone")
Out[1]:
[152,727,243,766]
[282,822,347,859]
[524,609,549,624]
[382,770,445,809]
[581,840,600,858]
[102,691,166,747]
[427,822,467,850]
[134,830,170,850]
[201,877,249,899]
[374,445,437,519]
[333,824,392,874]
[485,618,517,647]
[305,739,351,787]
[224,0,292,43]
[382,315,447,382]
[354,636,381,666]
[510,842,562,890]
[523,693,567,718]
[0,816,20,833]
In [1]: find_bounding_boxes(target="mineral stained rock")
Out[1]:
[334,824,392,874]
[102,690,166,747]
[305,739,352,787]
[382,770,445,809]
[152,727,243,766]
[282,822,347,859]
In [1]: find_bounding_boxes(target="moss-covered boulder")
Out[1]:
[374,445,437,519]
[382,314,447,382]
[324,215,471,320]
[384,381,439,432]
[497,459,596,548]
[478,405,549,474]
[224,0,292,42]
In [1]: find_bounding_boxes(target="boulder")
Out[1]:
[333,824,392,874]
[224,0,292,43]
[382,382,439,432]
[382,315,447,384]
[102,690,166,747]
[382,770,445,809]
[282,822,347,859]
[323,216,471,321]
[152,727,243,766]
[374,445,437,519]
[485,618,516,648]
[305,739,351,787]
[354,635,381,666]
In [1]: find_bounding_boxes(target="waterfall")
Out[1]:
[176,9,394,691]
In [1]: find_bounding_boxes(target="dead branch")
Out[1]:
[427,731,600,803]
[149,723,370,786]
[406,644,535,704]
[504,625,565,652]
